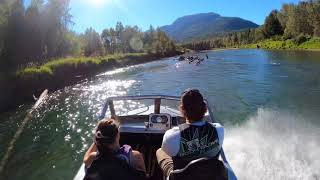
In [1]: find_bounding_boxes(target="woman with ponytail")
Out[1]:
[83,119,146,180]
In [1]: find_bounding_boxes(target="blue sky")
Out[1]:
[25,0,301,33]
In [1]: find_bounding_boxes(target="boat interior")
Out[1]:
[74,95,233,180]
[105,96,204,179]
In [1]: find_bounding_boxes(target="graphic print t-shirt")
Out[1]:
[177,122,220,160]
[161,121,224,159]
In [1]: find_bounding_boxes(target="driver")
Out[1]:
[83,118,146,180]
[156,89,225,179]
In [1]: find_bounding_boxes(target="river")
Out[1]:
[0,49,320,180]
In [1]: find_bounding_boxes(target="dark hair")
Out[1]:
[94,119,119,153]
[180,89,207,122]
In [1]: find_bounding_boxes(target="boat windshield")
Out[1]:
[100,96,212,125]
[107,98,182,117]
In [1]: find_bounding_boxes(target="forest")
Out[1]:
[182,0,320,50]
[0,0,180,113]
[0,0,177,73]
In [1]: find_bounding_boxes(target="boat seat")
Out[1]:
[84,154,145,180]
[167,157,227,180]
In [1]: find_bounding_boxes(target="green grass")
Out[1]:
[299,38,320,49]
[241,38,320,50]
[16,53,148,77]
[20,66,53,75]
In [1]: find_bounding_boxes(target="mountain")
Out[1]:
[160,12,259,42]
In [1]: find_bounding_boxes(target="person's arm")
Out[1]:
[161,127,180,157]
[156,148,174,178]
[83,143,97,167]
[157,128,180,177]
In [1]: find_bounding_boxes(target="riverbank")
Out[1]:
[0,52,182,113]
[241,38,320,51]
[201,48,239,52]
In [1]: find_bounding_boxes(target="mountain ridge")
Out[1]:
[160,12,259,42]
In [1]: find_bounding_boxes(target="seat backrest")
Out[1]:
[168,157,227,180]
[84,155,145,180]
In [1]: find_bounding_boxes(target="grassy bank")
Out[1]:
[17,53,150,77]
[241,38,320,50]
[15,52,181,93]
[0,52,182,113]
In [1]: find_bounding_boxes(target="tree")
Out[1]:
[0,0,11,66]
[101,29,111,54]
[101,23,176,55]
[284,2,314,37]
[2,0,26,68]
[59,31,83,56]
[115,21,124,52]
[41,0,73,58]
[83,27,104,56]
[0,0,85,69]
[307,0,320,36]
[264,10,284,37]
[0,1,178,70]
[24,0,44,63]
[254,28,266,42]
[101,27,120,54]
[143,25,155,53]
[121,25,142,52]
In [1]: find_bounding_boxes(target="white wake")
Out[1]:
[224,108,320,180]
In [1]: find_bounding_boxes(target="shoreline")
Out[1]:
[0,52,183,114]
[240,38,320,51]
[205,47,320,52]
[203,47,320,52]
[201,48,239,52]
[241,47,320,52]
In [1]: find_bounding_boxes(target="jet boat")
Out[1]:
[74,95,237,180]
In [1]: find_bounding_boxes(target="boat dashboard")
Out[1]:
[117,113,186,134]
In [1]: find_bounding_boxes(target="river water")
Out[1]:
[0,49,320,180]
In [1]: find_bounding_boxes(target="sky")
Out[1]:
[25,0,301,33]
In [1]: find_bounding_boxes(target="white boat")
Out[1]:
[74,95,237,180]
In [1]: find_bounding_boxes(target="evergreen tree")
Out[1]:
[264,10,284,37]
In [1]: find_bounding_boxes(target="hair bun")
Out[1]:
[95,119,119,146]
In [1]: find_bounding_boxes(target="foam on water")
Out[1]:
[224,108,320,180]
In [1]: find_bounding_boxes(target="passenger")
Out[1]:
[84,119,146,180]
[156,89,226,179]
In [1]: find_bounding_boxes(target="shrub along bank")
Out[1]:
[241,38,320,50]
